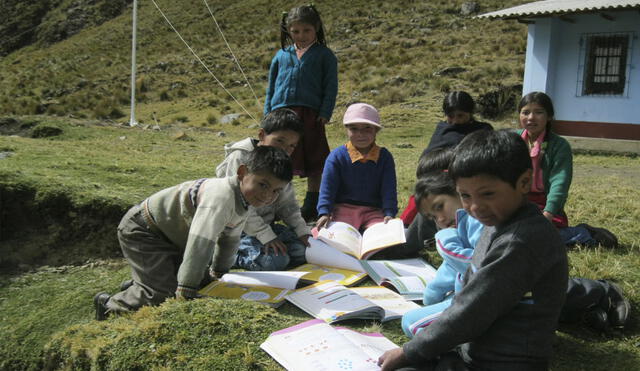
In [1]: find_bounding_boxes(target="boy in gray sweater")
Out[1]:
[94,146,292,320]
[379,129,568,370]
[216,108,311,271]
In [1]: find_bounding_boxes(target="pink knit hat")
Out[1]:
[343,103,381,128]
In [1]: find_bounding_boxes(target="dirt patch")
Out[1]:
[0,183,124,274]
[0,117,62,138]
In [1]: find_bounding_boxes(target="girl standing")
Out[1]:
[264,5,338,222]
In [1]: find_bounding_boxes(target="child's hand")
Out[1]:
[299,234,311,247]
[317,116,329,125]
[316,215,331,230]
[378,347,409,370]
[264,238,287,256]
[383,216,393,224]
[542,211,554,223]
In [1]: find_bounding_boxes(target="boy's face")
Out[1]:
[289,21,317,49]
[237,166,288,208]
[258,129,300,156]
[345,123,378,152]
[418,193,461,229]
[445,110,472,125]
[455,171,531,227]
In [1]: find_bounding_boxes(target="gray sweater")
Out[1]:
[404,202,568,370]
[215,137,310,243]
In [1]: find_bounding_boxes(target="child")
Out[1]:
[518,91,618,248]
[401,160,629,339]
[264,5,338,222]
[94,146,292,320]
[400,91,492,246]
[215,108,311,271]
[379,129,568,370]
[316,103,397,231]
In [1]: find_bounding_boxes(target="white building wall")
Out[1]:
[522,11,640,125]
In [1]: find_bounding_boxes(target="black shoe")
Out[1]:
[606,282,630,329]
[120,279,134,291]
[578,223,619,248]
[583,307,609,332]
[94,292,111,321]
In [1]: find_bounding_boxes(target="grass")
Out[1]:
[1,97,640,369]
[1,0,640,369]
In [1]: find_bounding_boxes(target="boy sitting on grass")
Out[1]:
[94,146,292,320]
[215,108,311,271]
[379,129,568,370]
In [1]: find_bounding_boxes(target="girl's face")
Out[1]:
[519,103,549,140]
[346,123,378,152]
[445,110,472,125]
[289,21,317,49]
[418,193,461,229]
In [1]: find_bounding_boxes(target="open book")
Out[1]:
[289,238,369,286]
[314,219,406,259]
[360,258,437,301]
[198,271,312,307]
[286,281,414,323]
[261,319,398,371]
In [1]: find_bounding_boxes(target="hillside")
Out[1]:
[3,1,640,370]
[0,0,528,123]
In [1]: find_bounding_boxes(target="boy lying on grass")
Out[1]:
[94,146,291,320]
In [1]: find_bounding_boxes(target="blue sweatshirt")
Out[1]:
[317,144,398,217]
[264,44,338,120]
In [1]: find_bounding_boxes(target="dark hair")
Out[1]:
[518,91,555,133]
[280,5,326,49]
[414,172,457,206]
[449,129,531,188]
[245,146,293,182]
[416,147,454,178]
[261,108,304,136]
[443,91,475,116]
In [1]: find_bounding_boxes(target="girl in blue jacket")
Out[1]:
[264,5,338,221]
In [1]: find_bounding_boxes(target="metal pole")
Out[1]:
[129,0,138,126]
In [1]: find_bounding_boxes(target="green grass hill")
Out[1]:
[1,0,640,370]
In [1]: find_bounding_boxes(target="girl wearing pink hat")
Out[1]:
[316,103,398,231]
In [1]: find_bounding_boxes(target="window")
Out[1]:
[579,33,632,96]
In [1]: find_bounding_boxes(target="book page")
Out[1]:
[261,319,395,371]
[198,280,290,306]
[336,327,399,360]
[219,271,309,290]
[350,286,421,321]
[286,281,382,323]
[291,263,368,287]
[317,221,363,257]
[361,258,436,284]
[306,238,366,273]
[360,219,406,258]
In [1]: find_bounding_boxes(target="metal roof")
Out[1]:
[477,0,640,20]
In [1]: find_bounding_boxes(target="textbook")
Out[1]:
[360,258,437,301]
[313,219,406,259]
[289,238,369,286]
[261,319,398,371]
[286,281,405,323]
[198,271,312,307]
